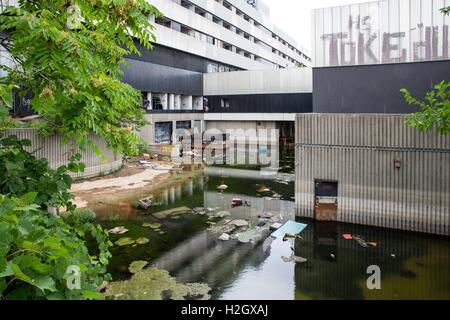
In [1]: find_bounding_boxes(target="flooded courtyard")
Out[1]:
[85,146,450,300]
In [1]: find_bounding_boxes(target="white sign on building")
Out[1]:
[312,0,450,67]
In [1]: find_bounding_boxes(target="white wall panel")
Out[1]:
[313,0,450,66]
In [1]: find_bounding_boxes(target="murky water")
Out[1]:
[96,147,450,300]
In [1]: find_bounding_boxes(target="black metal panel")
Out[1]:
[122,59,203,96]
[127,43,242,73]
[205,93,312,113]
[313,60,450,114]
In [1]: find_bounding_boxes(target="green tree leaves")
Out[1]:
[0,194,112,300]
[0,136,76,209]
[401,7,450,136]
[401,81,450,135]
[0,0,161,155]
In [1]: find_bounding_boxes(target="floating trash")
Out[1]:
[219,233,230,241]
[259,212,274,219]
[105,268,211,300]
[135,237,150,245]
[257,185,271,193]
[115,237,136,247]
[138,197,153,210]
[217,184,228,191]
[292,256,308,264]
[109,226,129,235]
[270,223,283,230]
[115,237,150,247]
[230,219,249,227]
[271,221,307,239]
[152,206,191,219]
[143,223,162,229]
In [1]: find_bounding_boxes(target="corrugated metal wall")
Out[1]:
[2,129,122,179]
[295,114,450,235]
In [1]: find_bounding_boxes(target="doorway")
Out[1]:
[314,180,338,222]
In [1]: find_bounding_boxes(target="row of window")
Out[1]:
[168,0,310,67]
[216,0,310,62]
[155,15,286,69]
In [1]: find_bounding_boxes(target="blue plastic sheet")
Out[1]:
[271,221,308,239]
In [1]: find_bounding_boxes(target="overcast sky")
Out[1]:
[263,0,371,53]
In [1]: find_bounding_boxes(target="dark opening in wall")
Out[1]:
[155,122,173,144]
[152,96,163,110]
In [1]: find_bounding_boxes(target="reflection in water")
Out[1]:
[99,165,450,300]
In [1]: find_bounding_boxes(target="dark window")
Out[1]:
[155,122,173,144]
[142,92,149,109]
[152,96,163,110]
[176,120,191,130]
[221,99,230,108]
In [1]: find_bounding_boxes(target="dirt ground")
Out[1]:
[70,158,203,217]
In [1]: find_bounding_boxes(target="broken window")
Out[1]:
[155,122,173,144]
[152,96,163,110]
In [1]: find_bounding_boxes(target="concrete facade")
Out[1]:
[152,0,310,70]
[138,113,204,154]
[295,114,450,236]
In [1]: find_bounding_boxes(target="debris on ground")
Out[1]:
[105,268,211,300]
[108,226,129,235]
[219,233,230,241]
[230,219,249,227]
[342,234,353,240]
[152,206,191,219]
[270,223,283,230]
[330,254,336,259]
[209,210,231,218]
[237,226,271,244]
[138,197,153,210]
[192,207,206,215]
[281,256,292,263]
[259,212,274,219]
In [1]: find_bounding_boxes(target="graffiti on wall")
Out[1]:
[314,0,450,67]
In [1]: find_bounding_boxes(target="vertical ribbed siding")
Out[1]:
[2,129,122,179]
[295,114,450,236]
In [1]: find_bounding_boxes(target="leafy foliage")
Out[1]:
[440,6,450,15]
[0,193,112,300]
[0,0,161,155]
[401,82,450,136]
[0,135,84,209]
[401,7,450,136]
